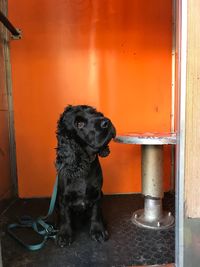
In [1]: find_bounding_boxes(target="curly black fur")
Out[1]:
[55,105,116,247]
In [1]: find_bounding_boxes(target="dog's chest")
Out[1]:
[64,177,100,210]
[68,176,87,195]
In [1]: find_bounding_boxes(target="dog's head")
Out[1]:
[57,105,116,158]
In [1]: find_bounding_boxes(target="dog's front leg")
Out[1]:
[89,201,109,242]
[56,203,73,247]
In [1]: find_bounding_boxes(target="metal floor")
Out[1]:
[0,193,175,267]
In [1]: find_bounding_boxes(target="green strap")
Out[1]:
[7,175,59,251]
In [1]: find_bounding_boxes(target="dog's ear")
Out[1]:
[56,136,76,169]
[98,146,110,157]
[57,105,74,136]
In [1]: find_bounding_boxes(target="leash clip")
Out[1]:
[46,225,54,234]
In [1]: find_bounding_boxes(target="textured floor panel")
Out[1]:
[0,193,175,267]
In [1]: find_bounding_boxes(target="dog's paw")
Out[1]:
[90,227,109,242]
[56,232,73,247]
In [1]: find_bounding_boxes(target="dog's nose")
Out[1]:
[100,119,110,128]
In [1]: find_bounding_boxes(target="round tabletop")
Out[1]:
[114,132,177,145]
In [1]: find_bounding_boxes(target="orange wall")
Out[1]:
[8,0,172,198]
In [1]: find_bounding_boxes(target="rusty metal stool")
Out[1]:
[114,132,177,230]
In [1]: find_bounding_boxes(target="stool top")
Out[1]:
[114,132,177,145]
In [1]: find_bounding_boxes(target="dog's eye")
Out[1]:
[76,121,85,129]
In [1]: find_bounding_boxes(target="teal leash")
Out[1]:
[7,175,59,251]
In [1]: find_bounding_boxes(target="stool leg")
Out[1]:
[131,145,174,229]
[142,145,163,199]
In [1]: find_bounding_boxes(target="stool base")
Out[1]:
[131,209,174,230]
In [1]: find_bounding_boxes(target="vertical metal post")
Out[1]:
[175,0,187,266]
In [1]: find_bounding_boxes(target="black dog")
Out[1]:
[55,105,116,247]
